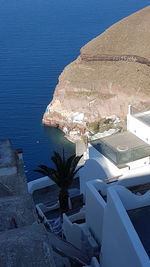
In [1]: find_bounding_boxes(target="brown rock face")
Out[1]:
[43,6,150,135]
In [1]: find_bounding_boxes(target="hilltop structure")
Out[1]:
[28,106,150,266]
[62,107,150,267]
[80,106,150,192]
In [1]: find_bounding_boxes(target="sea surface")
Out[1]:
[0,0,149,181]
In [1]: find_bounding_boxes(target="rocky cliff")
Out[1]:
[43,6,150,139]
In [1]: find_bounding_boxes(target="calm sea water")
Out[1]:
[0,0,149,181]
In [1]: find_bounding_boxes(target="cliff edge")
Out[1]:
[43,6,150,140]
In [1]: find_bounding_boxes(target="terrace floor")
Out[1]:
[32,178,80,205]
[32,178,83,220]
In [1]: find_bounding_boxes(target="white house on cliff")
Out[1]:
[80,105,150,194]
[62,106,150,267]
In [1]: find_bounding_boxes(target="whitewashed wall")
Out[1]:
[100,186,150,267]
[63,209,98,256]
[84,176,150,200]
[28,176,54,194]
[79,159,108,196]
[79,145,121,195]
[88,145,121,177]
[127,113,150,144]
[127,156,150,170]
[114,185,150,210]
[62,211,85,250]
[80,143,150,196]
[85,180,106,244]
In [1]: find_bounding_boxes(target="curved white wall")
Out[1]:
[28,176,54,194]
[101,186,150,267]
[85,180,106,244]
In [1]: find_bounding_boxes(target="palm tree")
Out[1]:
[34,151,83,213]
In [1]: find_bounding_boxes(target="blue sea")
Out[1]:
[0,0,149,181]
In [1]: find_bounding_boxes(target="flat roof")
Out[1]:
[127,205,150,257]
[99,132,147,150]
[91,132,150,165]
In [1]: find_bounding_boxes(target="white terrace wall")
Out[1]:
[127,112,150,145]
[79,159,108,196]
[62,210,85,250]
[79,145,121,195]
[87,175,150,201]
[114,185,150,210]
[88,145,121,177]
[63,209,99,257]
[85,180,106,244]
[100,186,150,267]
[28,176,54,194]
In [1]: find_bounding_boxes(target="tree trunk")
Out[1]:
[59,189,69,214]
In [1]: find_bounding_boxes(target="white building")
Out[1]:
[80,106,150,195]
[62,106,150,267]
[62,178,150,267]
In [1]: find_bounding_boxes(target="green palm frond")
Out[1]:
[64,154,76,177]
[72,164,83,177]
[34,151,83,190]
[34,150,84,213]
[70,155,83,176]
[51,152,64,175]
[34,164,52,176]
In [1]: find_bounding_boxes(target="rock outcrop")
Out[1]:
[0,139,56,267]
[43,6,150,139]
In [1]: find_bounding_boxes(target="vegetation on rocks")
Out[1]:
[88,118,114,133]
[87,118,126,135]
[43,6,150,136]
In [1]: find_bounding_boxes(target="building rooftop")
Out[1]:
[91,131,150,165]
[127,205,150,258]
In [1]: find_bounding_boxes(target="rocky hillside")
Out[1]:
[43,6,150,139]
